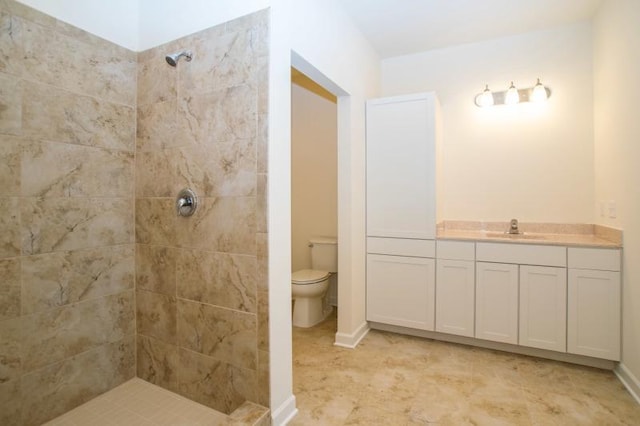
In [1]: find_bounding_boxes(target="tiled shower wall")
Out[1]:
[0,1,136,425]
[134,11,270,414]
[0,0,270,423]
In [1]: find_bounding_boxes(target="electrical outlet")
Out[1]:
[608,200,617,219]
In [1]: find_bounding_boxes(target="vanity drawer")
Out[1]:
[436,240,475,260]
[476,242,566,267]
[568,247,620,271]
[367,237,435,258]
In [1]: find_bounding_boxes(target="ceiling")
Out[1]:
[337,0,603,58]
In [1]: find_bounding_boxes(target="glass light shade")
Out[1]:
[478,85,494,107]
[505,81,519,105]
[530,78,548,102]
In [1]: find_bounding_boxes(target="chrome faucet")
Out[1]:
[508,218,520,234]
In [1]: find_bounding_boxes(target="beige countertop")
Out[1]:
[436,221,622,248]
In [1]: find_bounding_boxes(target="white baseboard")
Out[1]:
[334,321,369,349]
[615,363,640,405]
[271,395,297,426]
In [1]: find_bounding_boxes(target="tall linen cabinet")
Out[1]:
[365,93,440,330]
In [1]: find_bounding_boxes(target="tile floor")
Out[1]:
[291,312,640,425]
[44,378,269,426]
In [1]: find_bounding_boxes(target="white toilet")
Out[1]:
[292,237,337,328]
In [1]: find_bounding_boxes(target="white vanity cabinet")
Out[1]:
[366,238,435,330]
[567,248,621,361]
[435,241,475,337]
[475,261,519,344]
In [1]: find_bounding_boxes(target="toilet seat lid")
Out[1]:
[292,269,330,284]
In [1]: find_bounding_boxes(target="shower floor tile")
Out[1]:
[43,378,235,426]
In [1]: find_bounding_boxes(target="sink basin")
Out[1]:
[483,232,548,240]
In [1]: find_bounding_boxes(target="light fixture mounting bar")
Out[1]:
[474,85,552,107]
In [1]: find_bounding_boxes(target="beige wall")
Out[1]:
[135,10,270,413]
[0,1,136,425]
[382,22,595,223]
[593,0,640,393]
[291,83,337,272]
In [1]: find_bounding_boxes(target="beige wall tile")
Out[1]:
[0,258,20,320]
[136,289,177,344]
[21,245,134,314]
[257,173,267,233]
[257,349,270,408]
[257,233,269,352]
[137,334,178,392]
[136,99,178,152]
[257,113,268,174]
[177,299,257,370]
[21,335,135,426]
[177,348,257,414]
[0,379,20,426]
[0,12,25,78]
[136,244,177,296]
[135,198,176,246]
[22,82,135,151]
[176,249,257,313]
[0,317,21,383]
[20,197,133,255]
[135,149,179,198]
[22,291,135,372]
[22,140,134,197]
[176,196,256,255]
[0,197,20,258]
[137,50,177,107]
[0,0,55,29]
[0,135,21,197]
[0,72,21,135]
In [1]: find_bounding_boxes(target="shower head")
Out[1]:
[165,50,193,66]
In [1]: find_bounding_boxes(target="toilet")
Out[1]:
[292,237,337,328]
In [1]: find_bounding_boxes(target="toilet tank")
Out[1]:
[310,237,338,272]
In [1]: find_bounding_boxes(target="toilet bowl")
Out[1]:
[291,269,332,328]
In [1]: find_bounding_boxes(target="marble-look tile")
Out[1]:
[22,291,135,372]
[135,198,176,246]
[22,140,134,197]
[256,56,268,115]
[178,27,257,97]
[134,148,179,198]
[1,0,56,28]
[0,72,21,135]
[0,197,20,258]
[257,350,270,408]
[177,84,257,145]
[21,17,136,106]
[176,196,256,255]
[21,245,135,314]
[257,113,268,174]
[136,244,177,296]
[0,379,21,426]
[20,197,133,255]
[0,134,21,196]
[257,233,269,352]
[177,249,257,313]
[136,289,177,344]
[21,81,135,152]
[137,50,177,107]
[0,258,20,320]
[21,335,135,426]
[136,99,178,152]
[256,173,267,233]
[177,299,257,370]
[0,12,25,77]
[0,317,21,383]
[228,401,270,425]
[136,334,178,392]
[178,348,257,415]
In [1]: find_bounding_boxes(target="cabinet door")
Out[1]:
[366,254,435,330]
[568,269,621,360]
[475,262,519,344]
[366,94,436,239]
[436,259,475,337]
[519,266,567,352]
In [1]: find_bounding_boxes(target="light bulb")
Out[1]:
[530,78,548,102]
[479,84,494,107]
[505,81,519,105]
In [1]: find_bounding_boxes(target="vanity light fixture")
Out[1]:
[474,79,551,107]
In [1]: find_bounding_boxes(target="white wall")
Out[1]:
[593,0,640,396]
[291,84,337,272]
[16,0,139,50]
[382,23,595,223]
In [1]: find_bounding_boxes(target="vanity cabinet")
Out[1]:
[519,265,567,352]
[475,262,519,344]
[435,241,475,337]
[567,248,621,361]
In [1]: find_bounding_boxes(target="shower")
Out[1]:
[165,49,193,66]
